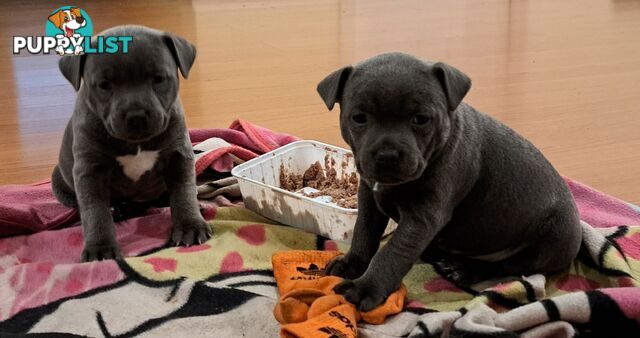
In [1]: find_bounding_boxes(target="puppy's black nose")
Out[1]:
[76,17,85,24]
[375,149,400,165]
[126,111,148,130]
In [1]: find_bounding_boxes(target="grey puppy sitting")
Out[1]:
[317,52,582,311]
[52,25,211,261]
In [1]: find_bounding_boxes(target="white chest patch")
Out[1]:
[116,147,160,182]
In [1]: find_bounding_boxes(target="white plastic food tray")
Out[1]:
[231,140,397,241]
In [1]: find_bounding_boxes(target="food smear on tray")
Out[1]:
[279,155,358,209]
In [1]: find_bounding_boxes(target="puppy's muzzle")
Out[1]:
[124,109,151,136]
[76,17,85,24]
[374,149,400,168]
[371,148,403,180]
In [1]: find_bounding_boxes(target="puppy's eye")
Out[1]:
[152,75,165,84]
[64,17,70,22]
[98,81,113,91]
[411,114,431,126]
[351,113,367,125]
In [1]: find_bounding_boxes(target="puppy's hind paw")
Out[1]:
[431,258,497,289]
[171,219,213,246]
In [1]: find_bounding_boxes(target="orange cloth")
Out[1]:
[272,250,407,338]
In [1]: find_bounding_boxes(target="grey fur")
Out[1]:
[52,25,210,262]
[318,52,582,311]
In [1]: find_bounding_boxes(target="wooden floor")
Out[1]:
[1,0,639,204]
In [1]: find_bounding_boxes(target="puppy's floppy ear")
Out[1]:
[317,66,352,110]
[59,54,85,91]
[70,7,82,18]
[48,10,64,29]
[163,34,196,79]
[433,62,471,112]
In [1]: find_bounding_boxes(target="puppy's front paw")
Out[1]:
[325,254,368,280]
[82,243,123,262]
[172,218,212,246]
[334,278,388,312]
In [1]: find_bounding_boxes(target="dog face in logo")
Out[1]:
[48,8,87,37]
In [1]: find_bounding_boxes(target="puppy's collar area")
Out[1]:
[371,180,407,190]
[116,146,160,182]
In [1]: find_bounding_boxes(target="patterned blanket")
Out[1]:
[0,123,639,337]
[1,182,639,337]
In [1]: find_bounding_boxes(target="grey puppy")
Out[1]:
[317,52,582,311]
[52,26,211,261]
